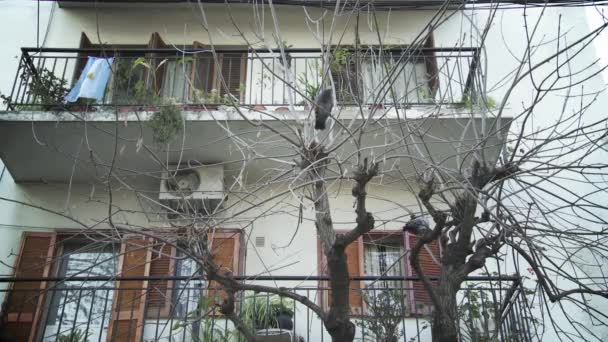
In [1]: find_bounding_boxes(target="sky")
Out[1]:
[586,5,608,82]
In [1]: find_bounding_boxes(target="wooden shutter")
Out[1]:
[423,34,439,97]
[217,52,246,101]
[404,231,441,315]
[318,236,364,314]
[191,41,215,99]
[145,242,175,318]
[147,32,168,94]
[0,232,55,342]
[107,237,150,342]
[207,231,241,308]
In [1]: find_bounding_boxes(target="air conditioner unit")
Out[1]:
[159,164,224,216]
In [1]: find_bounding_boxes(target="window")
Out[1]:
[360,53,431,104]
[318,230,441,316]
[72,33,247,106]
[330,42,438,106]
[172,232,242,316]
[362,234,408,317]
[173,253,206,318]
[2,231,242,341]
[363,235,406,289]
[43,240,118,342]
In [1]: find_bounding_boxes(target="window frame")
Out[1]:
[44,237,119,325]
[317,228,441,317]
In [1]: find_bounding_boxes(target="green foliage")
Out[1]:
[458,93,497,110]
[25,69,69,110]
[172,296,235,342]
[57,329,88,342]
[149,102,183,143]
[112,57,162,105]
[193,88,234,105]
[459,279,540,342]
[357,289,407,342]
[330,47,352,72]
[297,74,321,102]
[240,292,295,330]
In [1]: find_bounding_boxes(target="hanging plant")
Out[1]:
[149,102,183,143]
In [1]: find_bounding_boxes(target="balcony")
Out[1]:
[0,275,534,342]
[0,45,502,184]
[2,46,479,112]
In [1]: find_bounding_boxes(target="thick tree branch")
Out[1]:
[340,157,379,246]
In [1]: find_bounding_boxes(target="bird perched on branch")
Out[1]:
[403,216,430,235]
[314,88,333,130]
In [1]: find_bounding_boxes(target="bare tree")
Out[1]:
[1,1,607,342]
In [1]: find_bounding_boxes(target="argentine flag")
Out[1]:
[65,57,114,103]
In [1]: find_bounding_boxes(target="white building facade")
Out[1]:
[0,1,606,341]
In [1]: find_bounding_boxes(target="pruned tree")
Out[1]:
[1,1,607,342]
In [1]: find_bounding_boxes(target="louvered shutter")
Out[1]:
[423,34,439,97]
[318,236,364,314]
[146,32,167,94]
[191,41,215,100]
[107,237,150,342]
[217,53,246,101]
[404,231,441,315]
[145,242,175,318]
[207,232,241,310]
[0,232,55,342]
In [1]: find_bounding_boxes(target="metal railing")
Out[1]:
[2,47,480,111]
[0,275,535,342]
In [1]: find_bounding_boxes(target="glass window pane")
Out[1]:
[174,256,206,318]
[43,242,117,342]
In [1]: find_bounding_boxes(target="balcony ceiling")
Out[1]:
[0,110,510,186]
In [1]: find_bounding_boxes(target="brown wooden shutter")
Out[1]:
[318,236,364,314]
[207,231,241,308]
[423,34,439,97]
[147,32,168,94]
[191,41,215,99]
[107,237,150,342]
[217,52,246,101]
[345,237,364,314]
[145,242,175,318]
[0,232,55,342]
[405,231,441,315]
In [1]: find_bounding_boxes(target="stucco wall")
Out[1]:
[0,1,607,340]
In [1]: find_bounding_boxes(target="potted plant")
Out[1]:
[297,74,321,110]
[241,292,296,331]
[278,40,294,69]
[22,69,69,111]
[173,296,235,342]
[57,329,88,342]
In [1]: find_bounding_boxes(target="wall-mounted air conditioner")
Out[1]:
[159,164,224,216]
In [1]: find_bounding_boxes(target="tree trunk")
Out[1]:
[325,245,356,342]
[431,281,459,342]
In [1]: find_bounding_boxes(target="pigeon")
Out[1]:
[314,89,333,130]
[403,217,430,235]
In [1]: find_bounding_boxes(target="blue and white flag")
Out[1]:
[65,57,114,103]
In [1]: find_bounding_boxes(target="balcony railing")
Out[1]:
[0,275,535,342]
[2,47,480,112]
